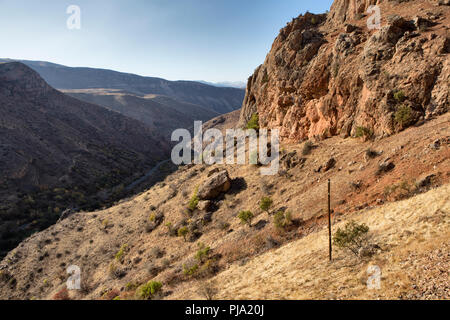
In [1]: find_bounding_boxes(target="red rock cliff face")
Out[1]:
[239,0,449,142]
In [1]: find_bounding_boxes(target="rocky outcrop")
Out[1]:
[239,0,449,141]
[198,170,231,200]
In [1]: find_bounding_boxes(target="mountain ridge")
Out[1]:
[0,62,170,258]
[0,59,245,115]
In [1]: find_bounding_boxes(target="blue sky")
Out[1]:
[0,0,333,82]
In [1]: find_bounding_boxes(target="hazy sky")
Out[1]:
[0,0,333,82]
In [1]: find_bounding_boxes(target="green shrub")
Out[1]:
[136,281,163,300]
[195,242,211,263]
[178,226,189,241]
[188,187,199,212]
[115,244,128,262]
[355,126,373,139]
[394,105,413,128]
[259,197,273,213]
[273,211,292,229]
[333,221,369,256]
[125,282,139,291]
[393,90,406,103]
[246,113,260,131]
[183,263,199,276]
[238,211,254,226]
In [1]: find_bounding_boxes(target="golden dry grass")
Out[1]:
[170,184,450,300]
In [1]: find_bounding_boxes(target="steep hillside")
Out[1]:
[61,89,219,140]
[174,183,449,300]
[0,62,169,258]
[0,0,448,301]
[239,0,449,141]
[0,59,245,115]
[0,110,447,300]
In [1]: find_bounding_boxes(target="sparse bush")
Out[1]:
[198,281,218,300]
[394,105,413,128]
[393,90,406,103]
[259,197,273,214]
[183,263,199,276]
[246,113,260,131]
[384,180,416,201]
[238,211,254,226]
[188,187,199,212]
[217,220,230,231]
[355,126,373,139]
[178,226,189,241]
[302,141,314,156]
[115,244,128,263]
[136,281,163,300]
[150,246,164,259]
[109,262,126,279]
[101,219,110,229]
[125,282,139,291]
[273,210,293,230]
[365,148,379,159]
[333,221,369,256]
[195,242,211,263]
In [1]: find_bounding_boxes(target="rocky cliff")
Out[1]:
[239,0,449,141]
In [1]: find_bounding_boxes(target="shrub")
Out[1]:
[393,90,406,103]
[217,220,230,231]
[355,126,373,139]
[259,197,273,213]
[188,187,199,212]
[195,242,211,263]
[183,263,199,276]
[109,262,126,279]
[302,141,314,156]
[246,113,260,131]
[365,148,379,159]
[115,244,128,263]
[198,281,218,300]
[238,211,254,226]
[394,105,413,128]
[273,211,293,230]
[333,221,369,256]
[125,282,139,291]
[178,226,189,241]
[136,281,163,300]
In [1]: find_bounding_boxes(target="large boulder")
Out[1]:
[198,170,231,200]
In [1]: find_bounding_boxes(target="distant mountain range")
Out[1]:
[0,59,245,115]
[197,80,247,89]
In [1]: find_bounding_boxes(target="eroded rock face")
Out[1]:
[198,170,231,200]
[239,0,449,142]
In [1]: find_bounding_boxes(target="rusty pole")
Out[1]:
[328,179,332,262]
